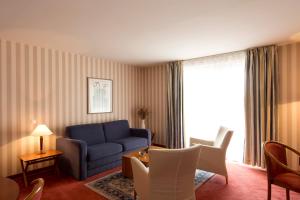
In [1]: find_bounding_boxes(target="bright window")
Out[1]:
[183,52,246,162]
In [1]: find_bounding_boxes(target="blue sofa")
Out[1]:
[56,120,151,180]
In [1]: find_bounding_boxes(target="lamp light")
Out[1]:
[31,124,53,154]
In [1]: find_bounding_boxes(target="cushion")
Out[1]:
[103,120,130,142]
[66,124,106,146]
[274,173,300,192]
[87,143,123,161]
[87,153,122,170]
[114,137,148,151]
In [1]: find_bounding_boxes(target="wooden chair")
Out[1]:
[264,141,300,200]
[24,178,44,200]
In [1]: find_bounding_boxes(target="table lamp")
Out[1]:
[31,124,53,154]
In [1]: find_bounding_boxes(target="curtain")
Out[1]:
[183,52,246,162]
[167,61,184,148]
[244,45,278,167]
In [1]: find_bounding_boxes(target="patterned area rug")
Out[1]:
[85,170,214,200]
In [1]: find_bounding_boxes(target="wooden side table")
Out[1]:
[19,150,63,187]
[151,131,156,143]
[151,131,167,148]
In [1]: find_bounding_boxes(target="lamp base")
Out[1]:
[39,136,47,154]
[39,150,47,154]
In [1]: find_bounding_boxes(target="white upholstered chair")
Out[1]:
[190,126,233,184]
[131,145,201,200]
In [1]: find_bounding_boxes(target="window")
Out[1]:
[183,52,246,162]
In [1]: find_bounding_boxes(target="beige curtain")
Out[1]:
[167,61,185,148]
[244,45,278,167]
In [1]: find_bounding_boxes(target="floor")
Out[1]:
[15,162,300,200]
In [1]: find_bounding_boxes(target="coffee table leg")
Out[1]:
[20,160,28,187]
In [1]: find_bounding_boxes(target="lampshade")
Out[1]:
[31,124,53,136]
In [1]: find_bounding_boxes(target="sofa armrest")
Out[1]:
[130,128,151,146]
[56,137,88,180]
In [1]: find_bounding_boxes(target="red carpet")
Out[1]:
[15,163,300,200]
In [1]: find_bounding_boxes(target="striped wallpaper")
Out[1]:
[278,42,300,169]
[143,64,168,146]
[0,39,145,177]
[2,38,298,177]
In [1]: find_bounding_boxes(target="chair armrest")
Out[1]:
[131,157,149,198]
[199,144,225,159]
[190,137,214,146]
[197,144,228,176]
[130,128,152,146]
[56,137,88,180]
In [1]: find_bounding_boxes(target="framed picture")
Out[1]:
[87,77,113,113]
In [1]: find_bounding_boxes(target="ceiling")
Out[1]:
[0,0,300,64]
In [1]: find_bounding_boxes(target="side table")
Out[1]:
[150,131,167,148]
[19,150,63,187]
[151,131,156,143]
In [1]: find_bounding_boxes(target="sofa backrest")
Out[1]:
[103,120,130,142]
[66,123,106,146]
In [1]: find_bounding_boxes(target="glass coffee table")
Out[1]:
[122,145,165,178]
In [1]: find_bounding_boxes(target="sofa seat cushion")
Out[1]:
[114,137,148,151]
[87,143,123,161]
[87,153,122,170]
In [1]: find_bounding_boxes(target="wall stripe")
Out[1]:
[278,42,300,169]
[0,39,145,177]
[143,64,168,145]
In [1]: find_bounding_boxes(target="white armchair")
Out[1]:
[190,126,233,184]
[131,145,201,200]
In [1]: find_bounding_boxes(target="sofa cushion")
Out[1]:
[66,123,106,146]
[114,137,148,151]
[87,153,122,170]
[87,143,123,161]
[103,120,130,142]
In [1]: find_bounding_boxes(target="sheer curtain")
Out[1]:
[183,52,246,162]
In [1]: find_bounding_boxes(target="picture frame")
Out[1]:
[87,77,113,114]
